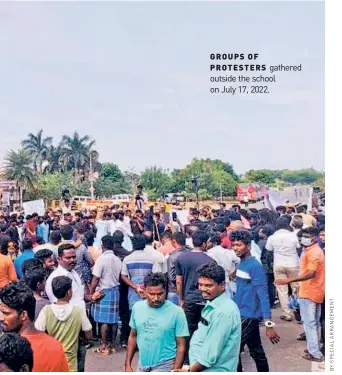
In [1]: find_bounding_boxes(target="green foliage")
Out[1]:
[280,168,324,185]
[100,163,124,182]
[140,167,172,197]
[2,149,37,189]
[244,169,277,185]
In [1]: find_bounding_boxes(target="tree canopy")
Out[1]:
[1,131,324,203]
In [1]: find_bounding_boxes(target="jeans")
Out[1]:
[266,273,276,307]
[320,299,325,355]
[238,317,269,372]
[137,358,175,372]
[77,341,87,372]
[299,298,323,358]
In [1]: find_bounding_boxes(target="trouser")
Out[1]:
[184,302,204,337]
[119,301,131,345]
[137,358,175,372]
[184,302,204,365]
[77,341,87,372]
[299,298,323,358]
[320,299,325,354]
[274,265,299,318]
[266,273,276,308]
[238,317,269,372]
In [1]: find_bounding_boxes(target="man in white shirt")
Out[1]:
[266,217,300,321]
[207,233,240,298]
[45,243,101,310]
[33,230,61,259]
[89,235,122,354]
[143,231,166,273]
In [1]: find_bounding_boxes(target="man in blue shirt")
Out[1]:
[125,272,189,372]
[230,230,280,372]
[14,238,35,279]
[175,263,241,372]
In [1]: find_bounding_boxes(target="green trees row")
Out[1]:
[1,130,324,205]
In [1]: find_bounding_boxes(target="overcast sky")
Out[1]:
[0,1,324,174]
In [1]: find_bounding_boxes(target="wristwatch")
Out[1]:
[264,320,275,328]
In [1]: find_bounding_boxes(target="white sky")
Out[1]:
[0,1,324,174]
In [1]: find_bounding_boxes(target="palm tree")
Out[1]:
[21,129,53,174]
[1,149,37,206]
[60,132,98,175]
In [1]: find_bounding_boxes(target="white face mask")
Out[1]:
[301,237,313,247]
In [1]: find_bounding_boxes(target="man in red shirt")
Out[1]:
[0,282,69,372]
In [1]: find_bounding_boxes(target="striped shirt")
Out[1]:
[121,250,160,309]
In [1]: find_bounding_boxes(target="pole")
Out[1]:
[89,154,94,199]
[220,182,223,203]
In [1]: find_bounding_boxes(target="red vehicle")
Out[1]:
[236,183,266,203]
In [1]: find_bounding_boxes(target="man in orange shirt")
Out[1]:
[0,282,69,372]
[276,227,324,362]
[0,253,17,288]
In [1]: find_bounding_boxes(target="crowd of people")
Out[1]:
[0,198,325,372]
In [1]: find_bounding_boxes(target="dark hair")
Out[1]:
[22,238,33,251]
[162,231,172,240]
[319,225,325,233]
[35,236,45,245]
[113,230,124,244]
[220,202,226,208]
[192,230,209,247]
[143,272,167,289]
[143,231,154,245]
[230,230,252,245]
[101,235,115,250]
[260,224,275,238]
[75,223,87,234]
[301,227,320,237]
[259,208,278,226]
[22,259,43,277]
[24,268,46,292]
[154,212,161,220]
[216,224,226,234]
[172,232,186,246]
[58,243,75,257]
[35,249,53,263]
[209,232,222,246]
[223,217,231,227]
[197,263,225,284]
[275,217,291,231]
[249,208,258,214]
[132,235,146,251]
[84,230,95,246]
[0,333,33,372]
[52,276,72,299]
[0,282,36,322]
[0,225,7,233]
[60,225,74,240]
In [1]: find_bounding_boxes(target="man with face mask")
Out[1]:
[276,227,325,363]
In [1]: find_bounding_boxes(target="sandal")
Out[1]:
[302,353,324,362]
[297,333,306,341]
[280,315,292,322]
[92,347,112,356]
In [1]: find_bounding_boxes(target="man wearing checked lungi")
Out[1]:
[89,235,122,355]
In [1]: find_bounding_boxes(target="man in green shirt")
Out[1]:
[175,263,241,372]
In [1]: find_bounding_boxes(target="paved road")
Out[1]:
[85,308,323,372]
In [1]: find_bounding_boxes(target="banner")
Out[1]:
[23,199,45,216]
